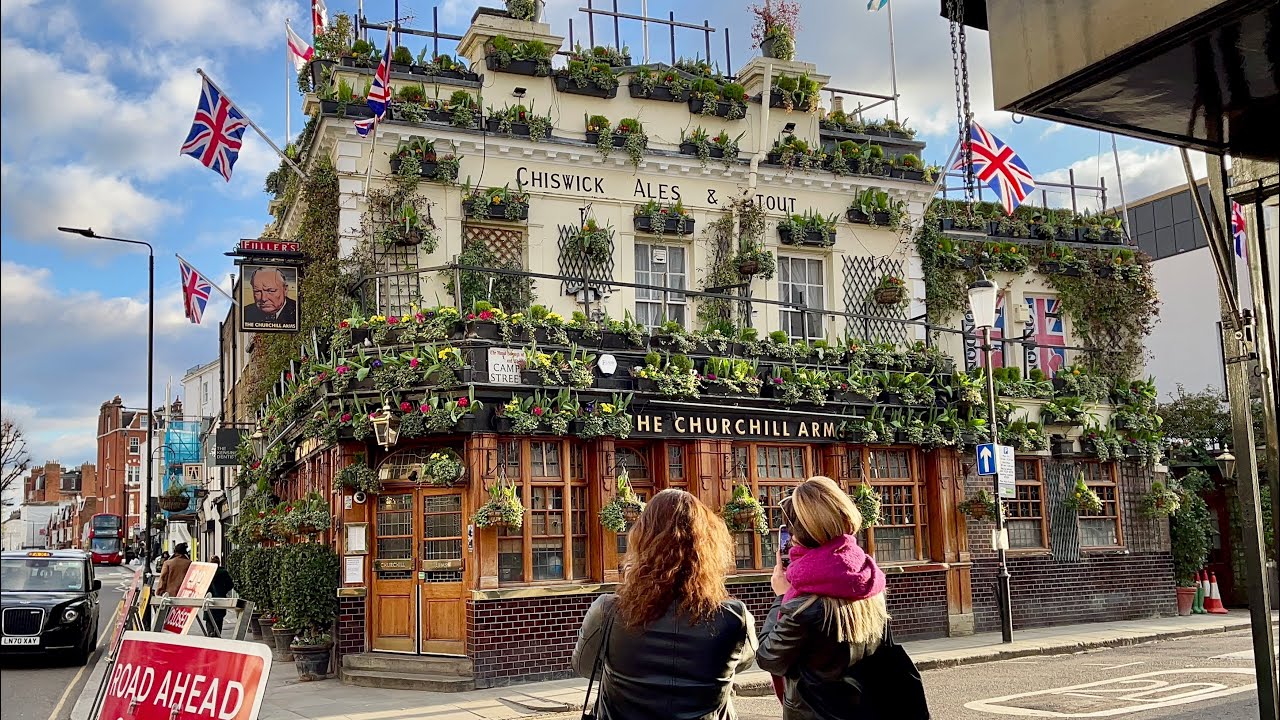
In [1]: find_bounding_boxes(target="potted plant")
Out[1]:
[777,210,837,247]
[1141,479,1181,518]
[462,182,530,222]
[750,0,800,60]
[556,46,621,97]
[769,73,821,113]
[959,489,999,520]
[850,483,882,527]
[333,456,380,493]
[733,242,777,279]
[1169,470,1212,616]
[633,200,694,238]
[599,470,646,532]
[484,35,553,76]
[159,483,191,512]
[688,78,748,120]
[1062,473,1103,514]
[280,543,340,680]
[420,449,466,486]
[614,118,648,167]
[722,483,767,533]
[505,0,540,21]
[629,67,690,102]
[872,275,908,305]
[473,480,525,529]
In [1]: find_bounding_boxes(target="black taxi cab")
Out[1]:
[1,550,101,664]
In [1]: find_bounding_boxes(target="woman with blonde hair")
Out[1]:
[572,488,757,719]
[756,476,929,719]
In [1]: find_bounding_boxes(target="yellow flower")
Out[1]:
[401,315,412,323]
[601,403,615,414]
[438,348,451,359]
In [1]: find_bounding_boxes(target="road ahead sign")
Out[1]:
[976,443,998,475]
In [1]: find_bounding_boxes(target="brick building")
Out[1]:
[22,463,98,549]
[95,396,151,536]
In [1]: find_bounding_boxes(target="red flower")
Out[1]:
[420,404,431,414]
[285,372,293,380]
[387,315,399,324]
[532,406,544,416]
[478,310,494,321]
[340,413,352,423]
[285,506,294,513]
[340,320,350,328]
[457,397,469,408]
[251,461,261,470]
[400,401,413,412]
[467,313,476,321]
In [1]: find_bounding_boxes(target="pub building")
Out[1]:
[235,5,1175,689]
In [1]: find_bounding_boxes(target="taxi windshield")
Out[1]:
[1,558,86,592]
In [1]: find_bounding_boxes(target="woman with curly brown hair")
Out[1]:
[572,488,758,719]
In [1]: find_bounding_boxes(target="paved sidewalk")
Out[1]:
[72,611,1270,720]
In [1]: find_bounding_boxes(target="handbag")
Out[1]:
[580,610,617,720]
[852,625,930,719]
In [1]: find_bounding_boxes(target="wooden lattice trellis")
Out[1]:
[465,225,525,269]
[841,256,908,343]
[370,198,427,318]
[557,223,615,299]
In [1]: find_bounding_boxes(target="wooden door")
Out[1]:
[418,491,466,655]
[371,493,416,652]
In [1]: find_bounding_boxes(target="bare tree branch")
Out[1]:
[2,417,31,523]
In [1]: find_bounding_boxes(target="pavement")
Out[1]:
[69,610,1276,720]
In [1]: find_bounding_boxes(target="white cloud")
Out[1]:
[1040,123,1066,141]
[110,0,294,51]
[0,261,221,466]
[0,163,176,246]
[1041,146,1208,212]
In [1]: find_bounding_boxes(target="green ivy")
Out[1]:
[1170,469,1213,586]
[279,543,340,632]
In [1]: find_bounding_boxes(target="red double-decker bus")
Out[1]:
[84,513,124,565]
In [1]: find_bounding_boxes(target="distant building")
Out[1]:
[95,396,151,537]
[18,462,97,549]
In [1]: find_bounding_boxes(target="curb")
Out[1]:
[69,646,113,720]
[732,619,1256,698]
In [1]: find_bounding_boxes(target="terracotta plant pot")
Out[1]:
[1176,586,1198,616]
[271,626,298,662]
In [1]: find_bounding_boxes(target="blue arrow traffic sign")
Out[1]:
[976,443,997,476]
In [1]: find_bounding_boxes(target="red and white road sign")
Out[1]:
[98,632,272,720]
[111,568,144,652]
[162,561,218,635]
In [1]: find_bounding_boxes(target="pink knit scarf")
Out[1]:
[782,534,886,603]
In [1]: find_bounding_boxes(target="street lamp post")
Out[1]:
[58,226,154,578]
[968,268,1014,643]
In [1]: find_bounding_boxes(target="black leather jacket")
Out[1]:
[756,596,901,720]
[572,593,758,720]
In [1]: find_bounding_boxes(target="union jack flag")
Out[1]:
[181,76,249,182]
[179,258,213,324]
[966,294,1010,369]
[353,117,376,136]
[1024,295,1066,376]
[367,33,393,120]
[954,122,1036,216]
[1231,201,1246,258]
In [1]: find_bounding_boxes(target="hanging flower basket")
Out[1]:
[851,483,882,527]
[872,278,907,306]
[1140,480,1181,518]
[1063,474,1103,514]
[159,495,190,512]
[420,449,466,487]
[722,484,766,533]
[599,471,646,532]
[472,481,525,530]
[959,489,998,520]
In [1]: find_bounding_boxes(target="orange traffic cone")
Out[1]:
[1204,572,1229,614]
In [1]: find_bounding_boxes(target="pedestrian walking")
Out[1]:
[154,551,169,575]
[572,489,757,719]
[157,543,192,596]
[756,477,929,719]
[205,555,235,637]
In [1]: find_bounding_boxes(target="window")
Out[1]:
[614,447,654,564]
[729,444,809,571]
[1079,462,1122,547]
[778,256,825,339]
[841,447,929,563]
[666,446,686,488]
[129,437,140,454]
[1006,460,1048,549]
[126,466,140,487]
[634,243,687,329]
[498,439,590,585]
[202,382,209,404]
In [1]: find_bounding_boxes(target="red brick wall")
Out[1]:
[337,596,366,656]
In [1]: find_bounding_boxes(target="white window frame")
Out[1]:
[129,437,140,454]
[634,242,688,330]
[778,255,826,340]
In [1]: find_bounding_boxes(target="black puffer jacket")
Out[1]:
[756,596,928,720]
[572,593,758,720]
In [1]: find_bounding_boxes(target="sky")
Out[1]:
[0,0,1209,467]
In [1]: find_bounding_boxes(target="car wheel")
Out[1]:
[68,626,96,667]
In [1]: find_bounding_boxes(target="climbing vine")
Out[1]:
[697,197,767,328]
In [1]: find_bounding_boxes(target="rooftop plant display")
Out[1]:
[689,77,748,120]
[558,47,621,96]
[770,72,821,113]
[630,66,691,101]
[750,0,800,61]
[485,35,553,76]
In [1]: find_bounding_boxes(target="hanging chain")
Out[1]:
[946,0,975,204]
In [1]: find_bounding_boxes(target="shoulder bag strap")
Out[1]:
[580,609,617,720]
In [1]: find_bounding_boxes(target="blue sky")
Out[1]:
[0,0,1203,466]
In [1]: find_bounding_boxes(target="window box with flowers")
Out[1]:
[1037,243,1088,277]
[599,470,646,532]
[766,367,831,406]
[484,35,553,76]
[629,66,691,102]
[766,135,822,172]
[890,153,927,182]
[778,210,838,247]
[631,352,699,398]
[678,127,743,168]
[576,394,634,439]
[688,79,748,120]
[700,357,763,397]
[389,137,461,184]
[767,72,821,113]
[485,103,553,141]
[422,390,485,433]
[847,188,907,230]
[463,183,529,222]
[633,200,695,237]
[410,52,481,82]
[555,47,621,98]
[494,394,547,435]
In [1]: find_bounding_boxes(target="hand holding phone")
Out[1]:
[778,525,792,569]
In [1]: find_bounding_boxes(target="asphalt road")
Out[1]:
[542,628,1273,720]
[0,564,134,720]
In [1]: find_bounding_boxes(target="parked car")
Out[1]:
[1,550,101,664]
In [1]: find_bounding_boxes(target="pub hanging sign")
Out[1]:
[631,409,842,443]
[229,238,303,334]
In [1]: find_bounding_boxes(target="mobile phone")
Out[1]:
[778,525,792,568]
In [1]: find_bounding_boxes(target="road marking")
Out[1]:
[1003,660,1040,664]
[1210,650,1257,661]
[965,668,1257,717]
[43,603,118,720]
[1082,662,1145,670]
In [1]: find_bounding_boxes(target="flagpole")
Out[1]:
[195,68,306,182]
[285,19,293,144]
[886,0,900,123]
[363,119,379,195]
[176,253,239,306]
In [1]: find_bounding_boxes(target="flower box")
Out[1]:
[1051,437,1077,457]
[1094,266,1115,279]
[898,168,926,181]
[465,320,502,340]
[629,84,690,103]
[309,59,336,90]
[598,331,631,350]
[634,377,658,393]
[846,208,891,226]
[554,75,618,98]
[879,391,905,406]
[687,97,746,119]
[339,57,378,69]
[485,56,549,77]
[873,285,907,305]
[485,118,531,136]
[389,157,442,179]
[318,100,374,119]
[633,215,695,235]
[585,131,628,147]
[410,67,482,83]
[391,62,413,75]
[467,201,530,222]
[678,141,726,158]
[595,376,632,391]
[778,226,835,247]
[520,370,544,386]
